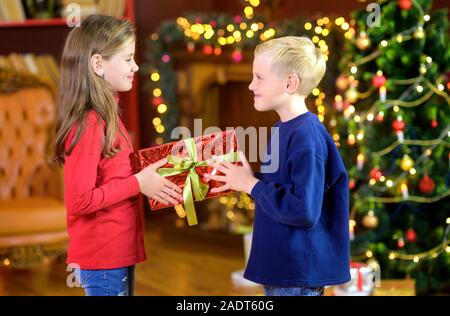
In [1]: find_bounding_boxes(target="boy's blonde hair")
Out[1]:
[255,36,326,96]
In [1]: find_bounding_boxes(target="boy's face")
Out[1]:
[249,53,288,112]
[103,39,139,92]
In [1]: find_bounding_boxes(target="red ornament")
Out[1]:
[209,20,217,28]
[431,120,438,128]
[376,112,385,122]
[372,74,386,88]
[234,15,242,23]
[392,119,405,132]
[419,175,435,194]
[203,45,213,55]
[214,47,222,56]
[162,54,171,63]
[405,229,417,243]
[349,179,356,190]
[336,75,349,91]
[231,49,244,63]
[152,97,164,106]
[398,0,412,10]
[370,168,383,181]
[333,101,342,111]
[397,237,405,248]
[195,17,203,24]
[187,42,195,53]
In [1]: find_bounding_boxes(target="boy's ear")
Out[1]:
[286,74,300,94]
[91,54,104,77]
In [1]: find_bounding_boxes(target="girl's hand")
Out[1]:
[204,152,259,195]
[134,158,183,205]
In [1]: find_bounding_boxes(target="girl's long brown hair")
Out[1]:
[52,15,136,165]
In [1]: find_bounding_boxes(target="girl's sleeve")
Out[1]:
[64,114,140,217]
[250,149,325,228]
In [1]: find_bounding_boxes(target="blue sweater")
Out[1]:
[244,111,351,287]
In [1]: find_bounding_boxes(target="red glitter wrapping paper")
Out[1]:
[137,129,241,222]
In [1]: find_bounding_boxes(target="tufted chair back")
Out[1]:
[0,69,62,201]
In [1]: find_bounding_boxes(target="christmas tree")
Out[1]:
[332,0,449,294]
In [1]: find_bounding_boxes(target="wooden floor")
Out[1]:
[0,219,264,296]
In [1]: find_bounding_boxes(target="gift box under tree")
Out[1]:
[138,129,241,226]
[333,261,380,296]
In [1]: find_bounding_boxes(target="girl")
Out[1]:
[53,15,183,296]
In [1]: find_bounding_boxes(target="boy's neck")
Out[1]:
[276,94,308,122]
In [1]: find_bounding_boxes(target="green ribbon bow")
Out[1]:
[157,137,240,226]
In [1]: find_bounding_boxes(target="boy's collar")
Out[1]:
[277,111,312,127]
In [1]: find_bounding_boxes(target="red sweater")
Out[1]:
[64,111,146,269]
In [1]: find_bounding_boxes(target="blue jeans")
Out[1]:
[74,266,135,296]
[264,285,324,296]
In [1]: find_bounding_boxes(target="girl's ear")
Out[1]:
[91,54,104,77]
[286,74,300,94]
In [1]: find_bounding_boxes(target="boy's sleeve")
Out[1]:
[64,114,140,217]
[250,149,324,228]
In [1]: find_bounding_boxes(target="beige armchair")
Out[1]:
[0,68,68,268]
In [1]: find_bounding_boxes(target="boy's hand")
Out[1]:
[204,152,259,195]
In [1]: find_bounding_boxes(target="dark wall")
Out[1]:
[0,27,69,57]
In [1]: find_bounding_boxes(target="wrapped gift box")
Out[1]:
[373,279,416,296]
[138,129,240,226]
[333,261,380,296]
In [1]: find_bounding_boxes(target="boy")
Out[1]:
[204,36,350,296]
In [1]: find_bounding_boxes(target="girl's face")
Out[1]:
[103,39,139,92]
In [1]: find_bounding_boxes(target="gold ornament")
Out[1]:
[356,32,371,50]
[414,26,425,39]
[336,75,349,91]
[345,87,359,103]
[362,210,379,228]
[400,154,414,171]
